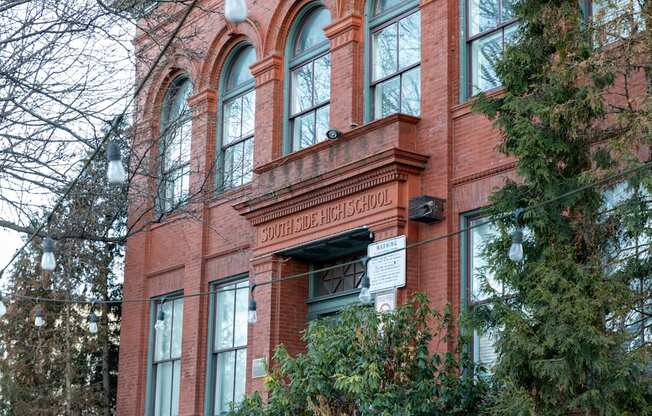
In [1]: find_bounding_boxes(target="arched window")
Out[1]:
[368,0,421,119]
[219,45,256,190]
[159,76,192,212]
[287,6,332,152]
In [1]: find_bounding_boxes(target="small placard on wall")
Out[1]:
[252,357,267,379]
[375,289,397,313]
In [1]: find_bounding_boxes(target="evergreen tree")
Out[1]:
[0,120,127,415]
[472,0,652,413]
[229,295,490,416]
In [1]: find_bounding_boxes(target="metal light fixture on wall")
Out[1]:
[509,208,525,262]
[88,301,99,334]
[35,305,45,328]
[224,0,248,23]
[248,283,257,324]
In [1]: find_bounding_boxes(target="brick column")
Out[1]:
[250,54,284,169]
[177,88,216,416]
[325,14,364,132]
[246,255,309,396]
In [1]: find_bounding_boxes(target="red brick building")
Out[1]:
[116,0,604,414]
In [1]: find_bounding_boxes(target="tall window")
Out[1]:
[288,6,332,152]
[465,216,501,368]
[160,77,192,212]
[369,0,421,119]
[220,45,256,190]
[589,0,643,45]
[466,0,518,95]
[152,297,184,416]
[211,280,249,415]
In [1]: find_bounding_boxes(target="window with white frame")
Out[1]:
[211,280,249,415]
[589,0,643,45]
[220,45,256,190]
[288,6,332,152]
[152,297,184,416]
[466,0,518,96]
[602,183,652,349]
[159,77,192,212]
[369,0,421,119]
[466,216,502,368]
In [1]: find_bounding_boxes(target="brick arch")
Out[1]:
[142,52,195,127]
[263,0,338,56]
[198,19,263,91]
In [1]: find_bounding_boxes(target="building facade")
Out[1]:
[115,0,617,414]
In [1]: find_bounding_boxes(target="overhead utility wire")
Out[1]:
[0,0,201,280]
[5,159,652,305]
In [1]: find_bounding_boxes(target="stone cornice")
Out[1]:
[235,148,428,225]
[325,14,363,51]
[250,53,283,87]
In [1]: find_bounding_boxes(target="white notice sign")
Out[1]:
[367,235,406,293]
[375,289,397,313]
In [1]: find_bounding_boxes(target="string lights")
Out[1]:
[106,141,127,185]
[88,301,99,334]
[41,238,56,272]
[248,284,257,324]
[155,298,166,332]
[224,0,248,23]
[509,208,525,262]
[34,305,45,328]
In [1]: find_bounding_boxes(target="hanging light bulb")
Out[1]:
[248,297,257,324]
[248,283,257,324]
[106,141,127,185]
[224,0,247,23]
[359,274,372,303]
[154,306,166,332]
[359,257,373,303]
[41,237,56,272]
[0,294,7,318]
[35,306,45,328]
[88,302,99,334]
[509,228,524,262]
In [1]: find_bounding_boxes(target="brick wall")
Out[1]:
[117,0,516,414]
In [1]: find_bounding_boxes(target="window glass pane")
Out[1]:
[234,349,247,406]
[171,299,183,359]
[234,284,249,347]
[471,29,502,95]
[242,138,254,185]
[154,361,172,416]
[295,8,331,55]
[374,76,401,118]
[469,0,500,36]
[315,105,330,144]
[398,12,420,70]
[293,111,316,151]
[314,54,331,104]
[470,219,501,302]
[292,63,314,114]
[374,0,402,15]
[313,256,365,298]
[373,23,398,81]
[155,302,173,362]
[502,0,517,21]
[215,351,236,414]
[215,285,235,350]
[233,142,245,187]
[223,97,243,145]
[474,329,498,367]
[223,145,235,189]
[401,67,420,116]
[241,91,255,138]
[171,361,181,416]
[226,46,256,91]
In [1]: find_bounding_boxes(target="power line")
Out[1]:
[4,159,652,306]
[0,0,201,280]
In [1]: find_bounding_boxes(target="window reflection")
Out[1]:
[371,6,421,119]
[289,6,332,151]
